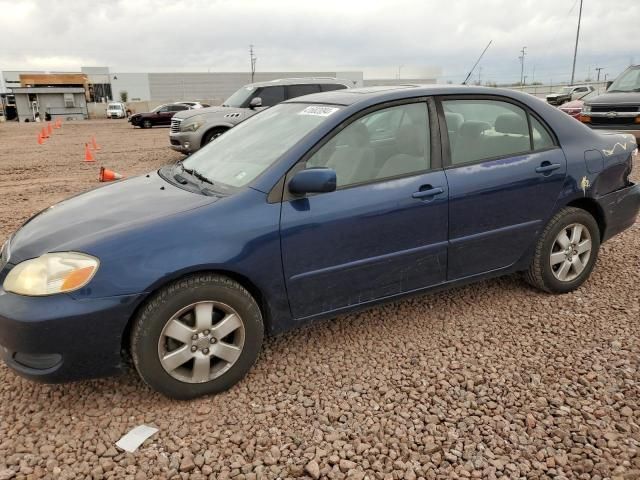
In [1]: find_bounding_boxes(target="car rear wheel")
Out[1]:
[142,119,152,129]
[525,207,600,293]
[130,273,264,399]
[203,127,227,145]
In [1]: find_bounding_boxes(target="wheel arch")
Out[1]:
[565,197,606,240]
[120,268,271,356]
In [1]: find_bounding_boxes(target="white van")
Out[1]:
[106,102,127,119]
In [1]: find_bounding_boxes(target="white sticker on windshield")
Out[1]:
[299,106,340,117]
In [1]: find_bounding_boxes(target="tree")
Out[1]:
[119,91,128,103]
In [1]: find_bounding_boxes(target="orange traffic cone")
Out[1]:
[54,119,61,129]
[37,132,45,145]
[41,126,49,139]
[99,167,122,182]
[84,143,95,162]
[91,136,101,150]
[47,122,53,135]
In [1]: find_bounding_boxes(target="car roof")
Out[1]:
[246,77,351,88]
[281,84,542,107]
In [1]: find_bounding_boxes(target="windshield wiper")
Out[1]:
[176,160,214,186]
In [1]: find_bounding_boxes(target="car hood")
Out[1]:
[173,105,244,121]
[585,91,640,106]
[7,171,217,264]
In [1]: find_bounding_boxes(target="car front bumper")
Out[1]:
[596,183,640,242]
[169,131,201,154]
[0,286,144,383]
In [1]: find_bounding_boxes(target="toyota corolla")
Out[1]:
[1,86,638,399]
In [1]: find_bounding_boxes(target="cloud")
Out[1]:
[0,0,637,83]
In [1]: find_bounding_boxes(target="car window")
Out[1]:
[443,99,532,165]
[169,105,188,112]
[307,103,430,188]
[361,107,405,141]
[255,86,285,107]
[531,116,554,150]
[321,84,348,92]
[287,84,321,99]
[155,105,169,113]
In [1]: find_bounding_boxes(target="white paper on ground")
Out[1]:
[115,425,159,453]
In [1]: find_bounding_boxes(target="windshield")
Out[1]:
[223,86,256,107]
[108,104,122,110]
[608,67,640,92]
[561,87,573,94]
[181,103,342,188]
[579,90,598,101]
[151,104,166,113]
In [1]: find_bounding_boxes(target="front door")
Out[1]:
[440,97,567,280]
[280,101,449,319]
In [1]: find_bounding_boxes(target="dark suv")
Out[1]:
[169,78,350,153]
[580,65,640,138]
[129,103,192,128]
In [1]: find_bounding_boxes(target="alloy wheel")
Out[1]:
[549,222,592,282]
[157,301,245,383]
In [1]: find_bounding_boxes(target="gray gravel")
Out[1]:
[0,121,639,479]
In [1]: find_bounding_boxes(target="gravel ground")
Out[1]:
[0,120,639,480]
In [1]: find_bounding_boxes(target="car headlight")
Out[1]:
[582,105,591,114]
[3,252,99,296]
[180,115,207,132]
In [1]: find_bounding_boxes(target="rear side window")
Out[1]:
[321,84,348,92]
[442,99,554,165]
[287,84,321,98]
[531,116,554,150]
[170,105,188,111]
[256,86,285,107]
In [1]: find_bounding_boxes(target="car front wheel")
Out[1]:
[525,207,600,293]
[130,274,264,399]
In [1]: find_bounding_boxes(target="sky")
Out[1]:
[0,0,638,84]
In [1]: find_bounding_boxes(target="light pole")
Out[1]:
[519,46,527,87]
[570,0,583,85]
[397,65,404,80]
[249,45,257,83]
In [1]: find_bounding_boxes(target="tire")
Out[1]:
[130,274,264,399]
[202,127,227,146]
[525,207,600,293]
[142,119,152,129]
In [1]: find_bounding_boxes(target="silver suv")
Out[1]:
[169,78,350,153]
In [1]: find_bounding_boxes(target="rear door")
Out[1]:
[280,100,449,319]
[439,96,567,280]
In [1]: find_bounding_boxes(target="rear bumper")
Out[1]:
[597,183,640,242]
[0,288,144,383]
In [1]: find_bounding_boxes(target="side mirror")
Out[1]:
[289,168,337,195]
[249,97,262,109]
[606,81,613,90]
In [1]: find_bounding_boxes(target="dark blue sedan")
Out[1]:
[1,86,638,399]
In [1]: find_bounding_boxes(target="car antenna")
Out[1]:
[462,40,493,85]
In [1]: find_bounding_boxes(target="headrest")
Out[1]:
[459,121,490,138]
[343,121,370,147]
[495,113,528,135]
[396,124,424,157]
[445,112,464,131]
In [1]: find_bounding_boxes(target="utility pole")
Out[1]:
[478,66,482,85]
[595,67,603,82]
[249,45,257,83]
[519,46,527,87]
[570,0,583,85]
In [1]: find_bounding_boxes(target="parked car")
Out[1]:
[180,101,211,109]
[546,85,594,106]
[106,102,127,119]
[169,78,350,154]
[580,65,640,138]
[559,90,600,119]
[129,103,191,128]
[1,86,638,399]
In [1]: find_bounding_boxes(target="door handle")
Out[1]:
[535,163,561,174]
[412,186,444,199]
